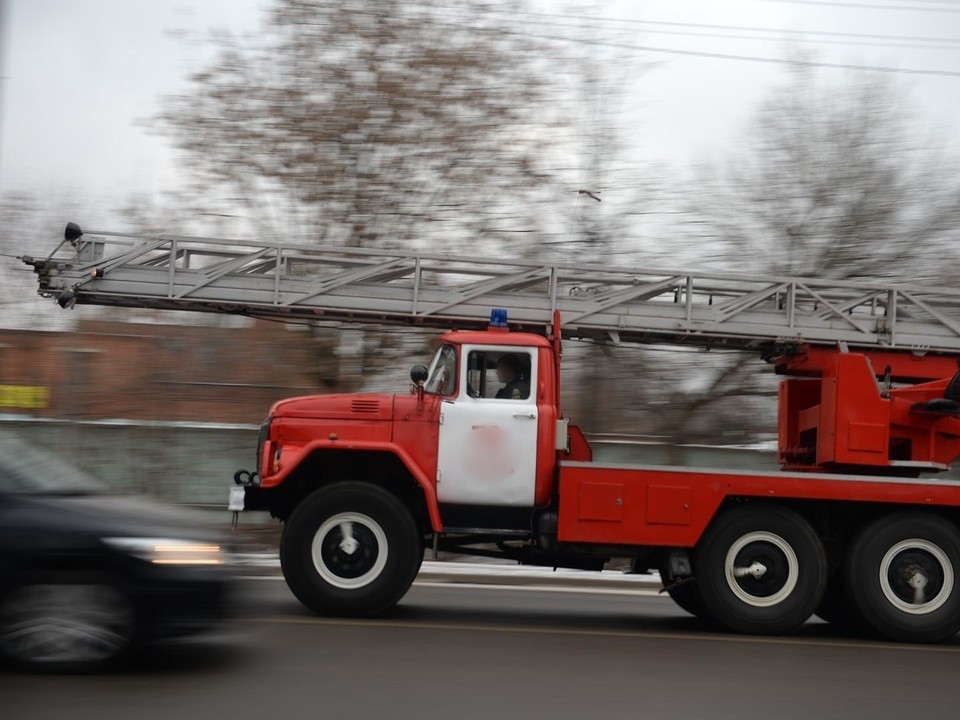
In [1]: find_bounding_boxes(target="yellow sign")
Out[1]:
[0,385,51,409]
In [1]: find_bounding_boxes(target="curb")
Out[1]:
[231,554,664,590]
[418,562,663,590]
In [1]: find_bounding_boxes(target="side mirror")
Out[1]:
[410,365,429,385]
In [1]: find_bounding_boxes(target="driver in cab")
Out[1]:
[495,354,530,400]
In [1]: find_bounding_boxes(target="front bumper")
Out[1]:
[228,475,275,514]
[134,572,232,639]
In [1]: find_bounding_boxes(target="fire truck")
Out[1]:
[23,222,960,642]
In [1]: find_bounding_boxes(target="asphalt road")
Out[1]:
[4,577,960,720]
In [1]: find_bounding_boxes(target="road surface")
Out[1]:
[3,577,960,720]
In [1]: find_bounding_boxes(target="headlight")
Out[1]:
[103,537,223,565]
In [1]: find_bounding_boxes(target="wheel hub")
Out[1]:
[724,531,799,608]
[880,539,953,615]
[312,512,389,590]
[734,561,768,580]
[338,522,361,556]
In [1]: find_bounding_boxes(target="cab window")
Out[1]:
[425,345,457,395]
[465,350,532,400]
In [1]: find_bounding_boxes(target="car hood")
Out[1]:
[5,492,222,542]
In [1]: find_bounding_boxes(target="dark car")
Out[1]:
[0,433,230,671]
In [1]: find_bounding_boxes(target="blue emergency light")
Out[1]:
[490,308,509,327]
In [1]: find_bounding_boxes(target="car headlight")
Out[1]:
[103,537,223,565]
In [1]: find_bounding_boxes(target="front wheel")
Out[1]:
[0,574,135,672]
[281,482,422,617]
[695,504,827,635]
[844,513,960,643]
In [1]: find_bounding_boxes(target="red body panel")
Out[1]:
[391,393,441,497]
[778,351,960,472]
[563,425,593,463]
[774,345,960,383]
[434,330,553,350]
[534,346,558,506]
[259,392,443,531]
[558,461,960,547]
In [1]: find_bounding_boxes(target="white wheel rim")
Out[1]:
[312,512,389,590]
[879,538,954,615]
[724,531,799,608]
[0,584,132,665]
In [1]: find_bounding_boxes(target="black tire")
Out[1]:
[695,504,827,635]
[281,482,422,617]
[0,572,135,673]
[658,558,705,618]
[844,512,960,643]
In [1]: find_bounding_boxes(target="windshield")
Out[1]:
[424,345,457,395]
[0,432,105,495]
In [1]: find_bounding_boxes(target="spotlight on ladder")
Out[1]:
[64,222,83,245]
[57,287,78,309]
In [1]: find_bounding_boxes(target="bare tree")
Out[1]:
[652,68,960,446]
[537,31,661,434]
[157,0,566,251]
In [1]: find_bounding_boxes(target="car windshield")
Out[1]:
[0,432,105,495]
[424,345,457,395]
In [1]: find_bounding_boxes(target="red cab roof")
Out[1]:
[433,329,552,348]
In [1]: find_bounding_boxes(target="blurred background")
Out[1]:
[2,0,960,505]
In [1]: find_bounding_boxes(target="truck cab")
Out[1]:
[419,327,563,530]
[235,312,585,616]
[240,313,569,527]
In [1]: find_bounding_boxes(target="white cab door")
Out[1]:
[436,345,538,507]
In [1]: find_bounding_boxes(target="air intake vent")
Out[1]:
[351,399,380,413]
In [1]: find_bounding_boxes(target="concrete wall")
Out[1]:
[0,417,259,505]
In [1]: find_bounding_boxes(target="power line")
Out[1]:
[758,0,960,12]
[363,5,960,77]
[507,15,960,52]
[527,32,960,78]
[452,4,960,46]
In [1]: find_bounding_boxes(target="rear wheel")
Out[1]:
[695,504,826,635]
[281,482,422,617]
[845,513,960,643]
[0,574,135,672]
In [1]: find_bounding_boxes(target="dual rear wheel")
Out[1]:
[669,505,960,642]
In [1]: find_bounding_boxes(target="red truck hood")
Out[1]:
[269,393,395,421]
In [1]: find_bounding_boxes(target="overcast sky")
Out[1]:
[2,0,960,208]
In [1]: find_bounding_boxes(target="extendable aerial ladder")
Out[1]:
[19,223,960,475]
[21,224,960,371]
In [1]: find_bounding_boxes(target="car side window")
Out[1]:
[466,350,532,401]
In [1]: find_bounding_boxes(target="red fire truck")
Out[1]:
[24,224,960,642]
